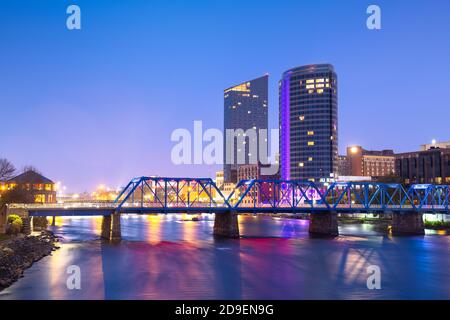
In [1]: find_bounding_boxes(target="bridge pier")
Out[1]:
[213,211,239,238]
[111,213,122,242]
[101,213,122,241]
[309,212,338,237]
[101,215,112,240]
[391,211,425,235]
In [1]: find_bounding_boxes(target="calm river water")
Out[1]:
[1,215,449,300]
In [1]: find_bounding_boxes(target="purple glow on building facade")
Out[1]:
[280,72,292,180]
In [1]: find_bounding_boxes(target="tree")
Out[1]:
[0,188,34,232]
[0,158,16,181]
[0,188,35,209]
[21,165,41,174]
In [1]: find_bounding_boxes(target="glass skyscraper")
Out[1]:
[223,75,268,183]
[279,64,338,182]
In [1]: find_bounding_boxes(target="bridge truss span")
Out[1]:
[228,180,449,214]
[114,177,231,213]
[10,178,449,216]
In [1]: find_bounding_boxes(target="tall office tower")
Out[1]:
[223,75,268,183]
[279,64,338,182]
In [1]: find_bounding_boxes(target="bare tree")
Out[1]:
[22,165,41,174]
[0,158,16,181]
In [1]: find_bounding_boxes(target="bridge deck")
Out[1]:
[8,203,449,217]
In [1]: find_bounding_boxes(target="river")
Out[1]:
[1,215,449,300]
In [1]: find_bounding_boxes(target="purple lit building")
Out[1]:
[279,64,338,182]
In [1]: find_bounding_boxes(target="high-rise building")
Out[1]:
[346,146,395,177]
[279,64,338,182]
[223,75,268,183]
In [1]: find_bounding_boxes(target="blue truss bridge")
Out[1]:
[6,177,450,239]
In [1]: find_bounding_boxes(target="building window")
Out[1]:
[35,194,45,203]
[34,184,43,191]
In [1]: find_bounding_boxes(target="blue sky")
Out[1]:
[0,0,449,192]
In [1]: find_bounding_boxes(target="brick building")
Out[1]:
[1,170,57,203]
[346,146,395,178]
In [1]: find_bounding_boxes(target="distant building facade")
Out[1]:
[1,170,56,203]
[396,147,450,184]
[421,141,450,151]
[215,170,224,190]
[223,75,269,183]
[236,163,281,207]
[238,164,259,182]
[279,64,338,182]
[237,163,281,182]
[346,146,395,177]
[337,155,350,176]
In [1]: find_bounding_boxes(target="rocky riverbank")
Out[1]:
[0,231,59,291]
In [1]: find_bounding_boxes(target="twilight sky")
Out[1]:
[0,0,449,192]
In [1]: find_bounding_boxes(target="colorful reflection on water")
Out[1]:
[1,215,449,300]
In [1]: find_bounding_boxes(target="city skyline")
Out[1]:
[1,1,450,304]
[1,0,449,192]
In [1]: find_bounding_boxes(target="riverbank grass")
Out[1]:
[424,220,450,230]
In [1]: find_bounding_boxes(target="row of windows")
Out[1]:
[290,74,336,83]
[2,183,54,191]
[290,132,336,138]
[291,111,337,117]
[291,122,336,127]
[290,138,337,145]
[291,111,336,117]
[289,97,337,103]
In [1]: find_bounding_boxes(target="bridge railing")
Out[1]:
[8,202,118,210]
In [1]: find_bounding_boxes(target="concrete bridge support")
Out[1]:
[391,211,425,235]
[101,213,122,241]
[101,215,112,240]
[213,211,240,238]
[22,217,33,235]
[309,212,339,236]
[111,213,121,241]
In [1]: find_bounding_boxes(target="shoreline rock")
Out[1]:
[0,230,59,291]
